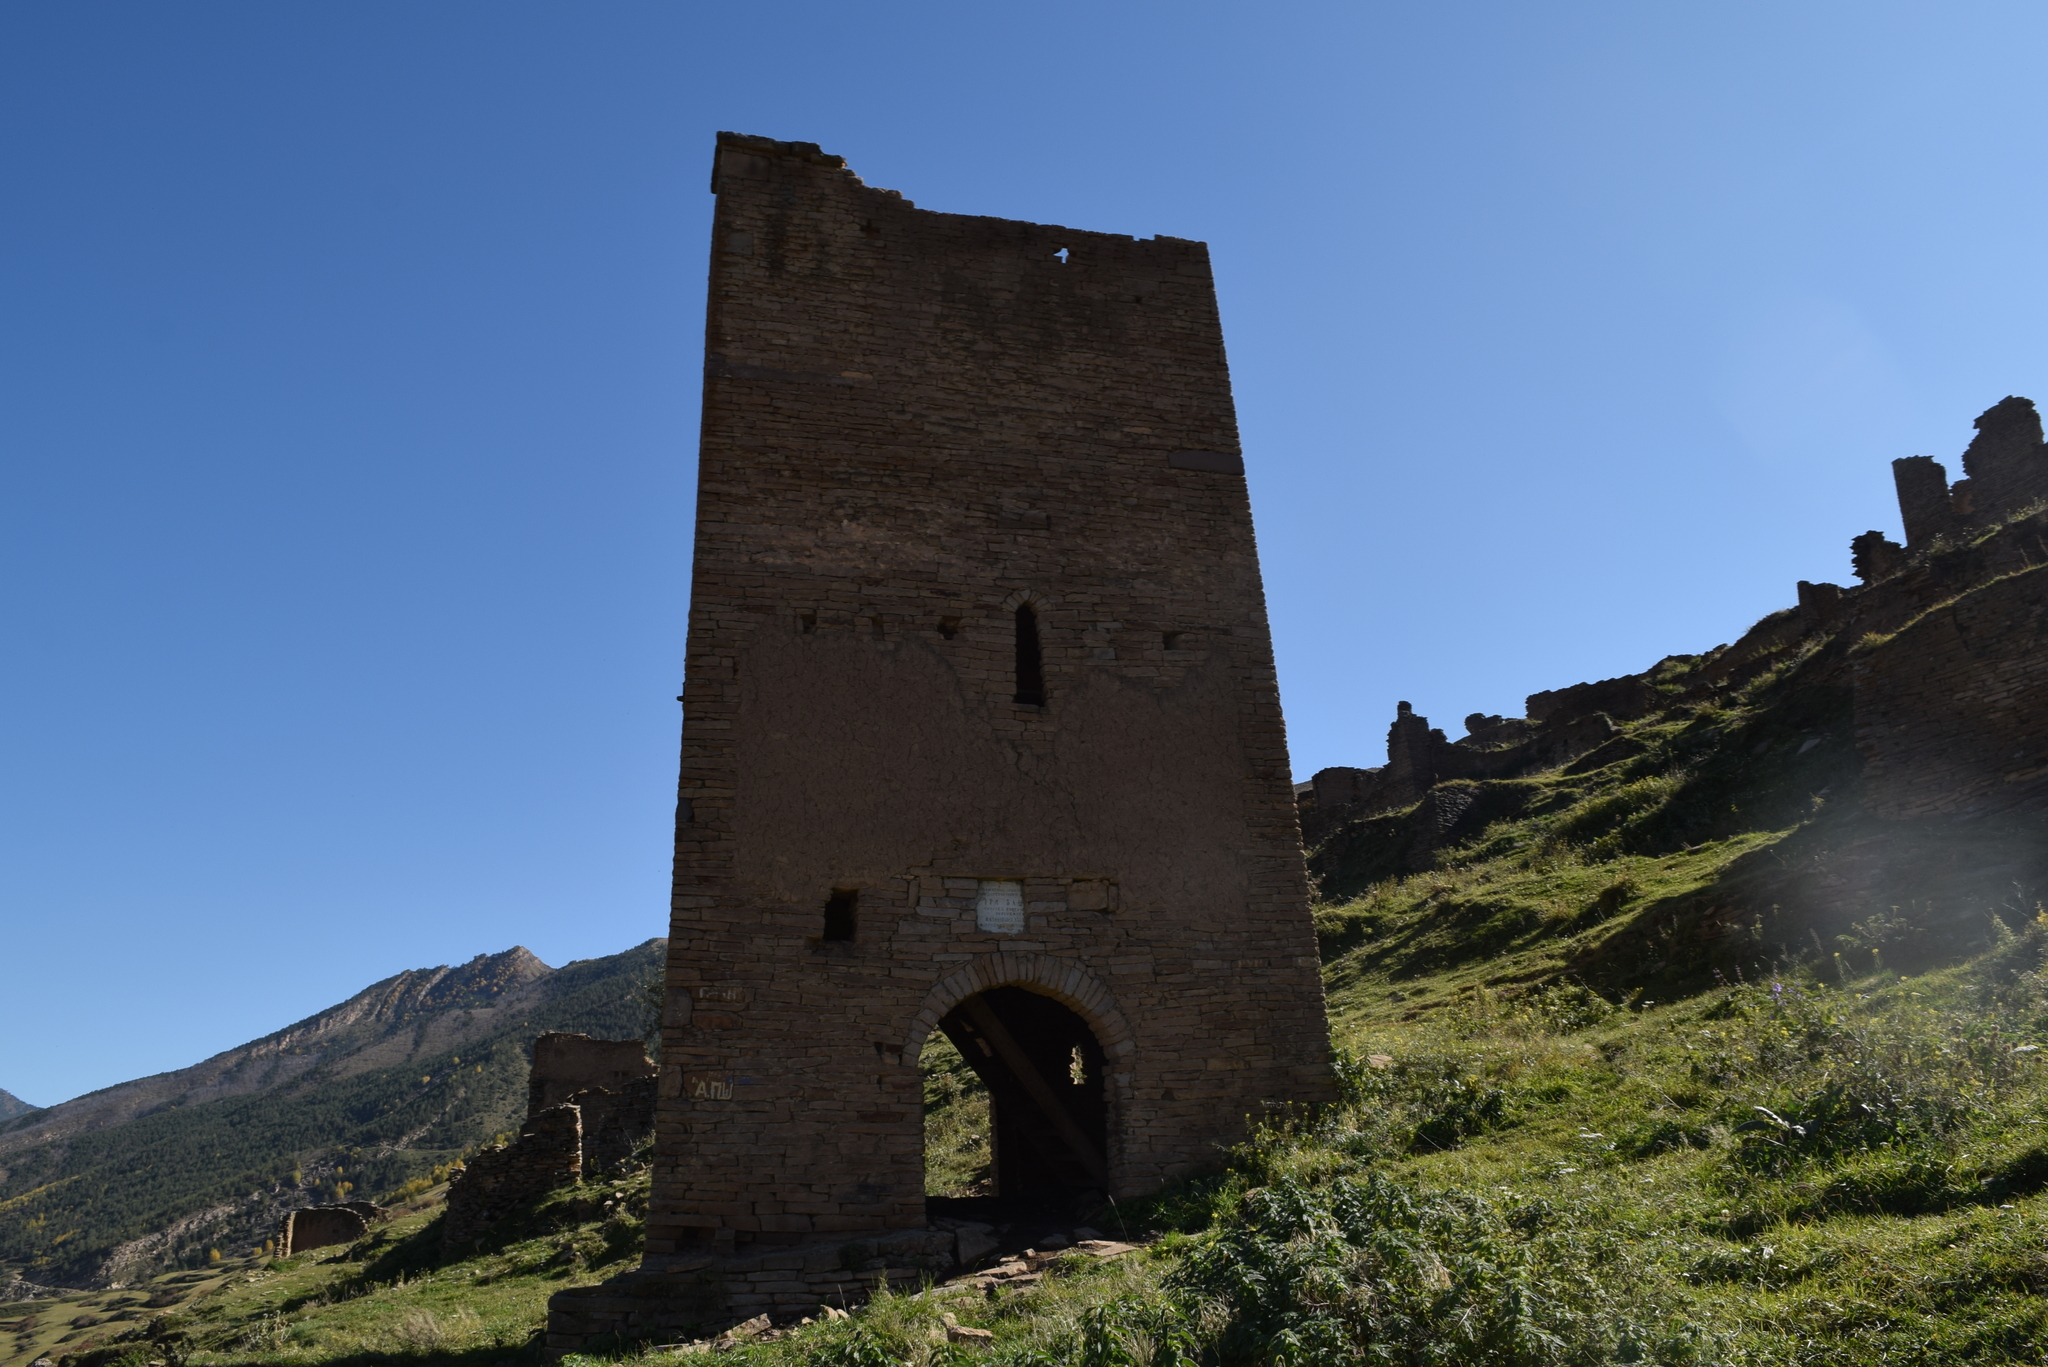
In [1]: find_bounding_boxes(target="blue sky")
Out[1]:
[7,2,2048,1106]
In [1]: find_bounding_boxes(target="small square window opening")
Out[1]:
[823,889,857,941]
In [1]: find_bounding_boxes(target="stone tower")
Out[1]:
[551,133,1331,1343]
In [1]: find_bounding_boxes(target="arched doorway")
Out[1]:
[925,986,1108,1214]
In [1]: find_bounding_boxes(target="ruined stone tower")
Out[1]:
[552,133,1331,1341]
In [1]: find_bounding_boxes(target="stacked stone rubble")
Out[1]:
[442,1104,581,1249]
[570,1075,658,1173]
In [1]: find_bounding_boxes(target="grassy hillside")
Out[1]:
[1311,653,2043,1000]
[0,941,663,1291]
[0,1174,649,1367]
[0,1095,35,1124]
[20,945,2048,1366]
[23,920,2048,1362]
[15,573,2048,1361]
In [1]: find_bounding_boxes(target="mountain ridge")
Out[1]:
[0,1091,35,1122]
[0,947,555,1156]
[0,938,663,1290]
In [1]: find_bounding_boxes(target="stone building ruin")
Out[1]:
[277,1202,383,1258]
[1304,395,2048,838]
[528,1033,658,1114]
[547,132,1331,1349]
[443,1034,657,1250]
[1878,395,2048,556]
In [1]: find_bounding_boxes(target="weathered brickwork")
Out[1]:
[640,132,1329,1264]
[1855,564,2048,819]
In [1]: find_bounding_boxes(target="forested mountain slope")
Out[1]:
[0,939,662,1291]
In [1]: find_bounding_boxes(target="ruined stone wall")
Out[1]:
[1892,456,1959,549]
[529,1034,656,1116]
[571,1075,658,1173]
[1525,675,1655,725]
[278,1206,367,1257]
[1879,397,2048,554]
[1955,396,2048,521]
[652,132,1330,1262]
[548,1228,957,1351]
[1310,766,1379,812]
[1306,702,1621,827]
[443,1104,582,1250]
[1855,563,2048,819]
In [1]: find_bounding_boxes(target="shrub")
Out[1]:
[1166,1173,1719,1366]
[1617,1119,1712,1159]
[1326,1049,1515,1157]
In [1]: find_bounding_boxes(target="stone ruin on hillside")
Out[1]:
[273,1033,658,1258]
[277,1201,386,1257]
[440,1033,657,1251]
[1304,394,2048,844]
[545,132,1332,1353]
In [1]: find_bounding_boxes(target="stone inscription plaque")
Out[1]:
[975,880,1025,934]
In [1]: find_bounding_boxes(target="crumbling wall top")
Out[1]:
[528,1034,654,1117]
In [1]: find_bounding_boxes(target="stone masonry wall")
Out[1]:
[1855,563,2048,819]
[1883,396,2048,550]
[547,1228,958,1352]
[278,1206,367,1257]
[571,1075,658,1173]
[648,132,1331,1263]
[529,1034,657,1116]
[443,1104,582,1250]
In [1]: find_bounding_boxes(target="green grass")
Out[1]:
[921,1035,992,1198]
[37,941,2048,1366]
[23,622,2048,1362]
[690,941,2048,1366]
[1,1174,653,1367]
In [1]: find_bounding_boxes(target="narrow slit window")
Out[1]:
[822,889,857,941]
[1014,604,1045,705]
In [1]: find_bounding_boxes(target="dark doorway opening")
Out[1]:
[927,987,1106,1222]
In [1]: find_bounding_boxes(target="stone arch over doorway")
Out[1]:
[905,952,1135,1065]
[907,953,1136,1198]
